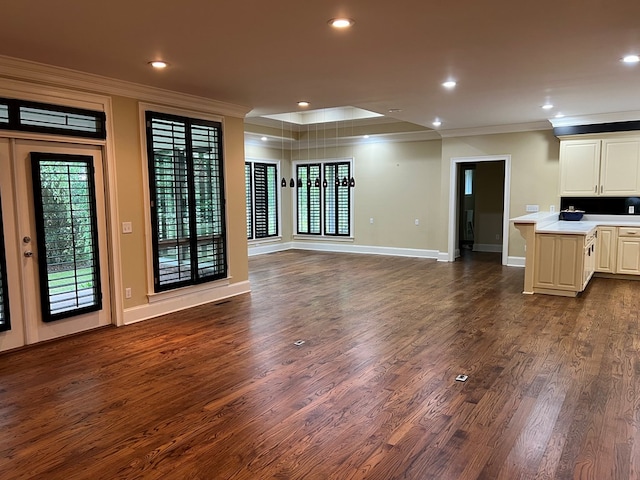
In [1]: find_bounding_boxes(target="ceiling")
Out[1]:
[1,0,639,134]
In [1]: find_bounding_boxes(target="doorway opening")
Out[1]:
[448,155,510,265]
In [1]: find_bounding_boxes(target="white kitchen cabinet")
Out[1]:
[600,139,640,195]
[616,227,640,275]
[559,139,601,196]
[559,136,640,197]
[534,234,582,294]
[595,226,617,273]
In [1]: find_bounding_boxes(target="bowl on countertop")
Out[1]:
[559,210,585,221]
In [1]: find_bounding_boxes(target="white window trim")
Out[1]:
[245,157,282,243]
[138,102,227,302]
[291,157,355,239]
[0,77,124,327]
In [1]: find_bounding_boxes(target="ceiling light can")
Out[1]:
[329,18,354,28]
[622,54,640,64]
[149,61,168,69]
[298,101,310,107]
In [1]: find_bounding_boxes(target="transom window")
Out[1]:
[0,98,106,139]
[245,160,279,240]
[295,160,353,237]
[146,111,227,292]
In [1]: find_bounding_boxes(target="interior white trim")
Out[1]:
[0,55,251,118]
[138,103,228,299]
[439,121,551,138]
[507,256,526,267]
[447,155,512,266]
[123,281,251,325]
[248,240,439,259]
[0,79,124,328]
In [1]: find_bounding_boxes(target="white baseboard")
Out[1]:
[248,241,293,256]
[473,243,503,253]
[507,256,525,267]
[248,240,440,259]
[123,280,251,325]
[437,252,451,262]
[290,241,439,259]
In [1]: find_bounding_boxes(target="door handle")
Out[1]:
[23,251,33,258]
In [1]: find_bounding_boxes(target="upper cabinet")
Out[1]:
[559,135,640,197]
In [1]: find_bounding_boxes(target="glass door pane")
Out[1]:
[31,153,102,322]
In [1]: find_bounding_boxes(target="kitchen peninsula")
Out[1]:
[513,212,640,296]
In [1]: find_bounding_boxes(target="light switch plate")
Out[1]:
[525,205,539,213]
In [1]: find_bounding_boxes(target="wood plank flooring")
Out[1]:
[0,250,639,479]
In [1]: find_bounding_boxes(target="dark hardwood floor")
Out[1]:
[0,250,638,479]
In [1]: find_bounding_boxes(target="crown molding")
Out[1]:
[244,128,441,149]
[549,110,640,128]
[0,55,251,118]
[438,121,551,138]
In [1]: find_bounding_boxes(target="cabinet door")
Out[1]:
[534,234,581,290]
[601,139,640,195]
[595,227,617,273]
[616,237,640,275]
[559,140,601,196]
[583,241,595,288]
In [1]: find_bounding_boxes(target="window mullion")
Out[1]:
[185,124,199,282]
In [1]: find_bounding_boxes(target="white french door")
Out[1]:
[0,137,111,351]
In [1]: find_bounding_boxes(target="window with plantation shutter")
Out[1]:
[324,162,351,236]
[295,160,352,237]
[146,111,227,292]
[245,160,279,240]
[0,192,10,332]
[0,102,8,126]
[245,163,253,239]
[296,163,321,235]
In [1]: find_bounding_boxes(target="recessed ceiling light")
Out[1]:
[622,54,640,64]
[363,134,370,139]
[442,81,457,89]
[298,101,310,107]
[149,61,168,69]
[432,119,442,127]
[542,103,554,110]
[388,108,402,113]
[328,18,354,28]
[260,136,268,141]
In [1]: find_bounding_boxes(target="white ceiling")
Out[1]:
[1,0,639,133]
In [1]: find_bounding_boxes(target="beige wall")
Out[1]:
[111,96,147,308]
[246,129,560,260]
[286,140,443,250]
[441,130,560,258]
[110,98,249,309]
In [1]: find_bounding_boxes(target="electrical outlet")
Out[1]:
[370,217,374,224]
[414,219,419,226]
[122,222,133,234]
[125,287,132,299]
[629,206,635,214]
[550,205,556,213]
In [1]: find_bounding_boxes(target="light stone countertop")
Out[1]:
[511,212,640,235]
